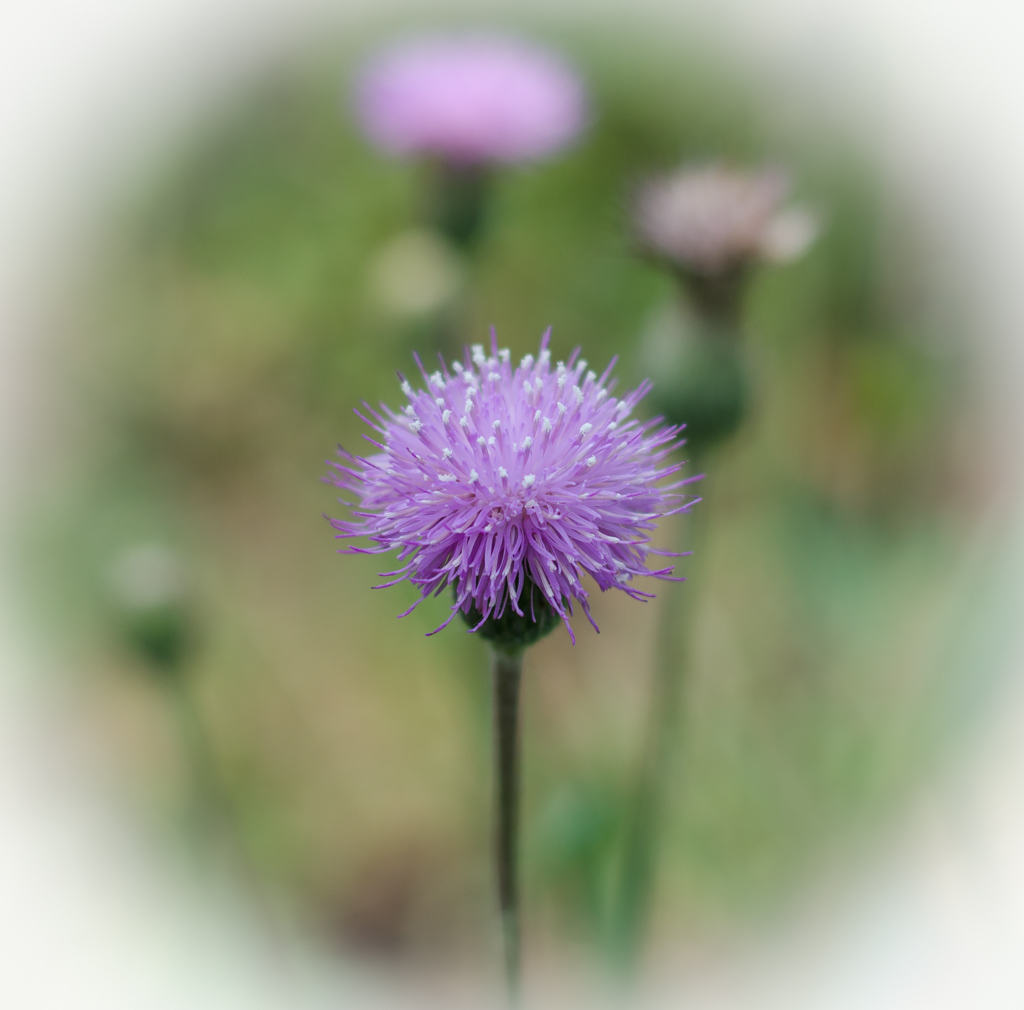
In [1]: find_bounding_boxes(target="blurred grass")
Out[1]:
[23,21,997,970]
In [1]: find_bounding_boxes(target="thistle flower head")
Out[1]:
[633,162,818,277]
[354,34,588,165]
[327,331,695,643]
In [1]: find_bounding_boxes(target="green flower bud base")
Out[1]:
[649,330,748,456]
[122,603,191,677]
[459,577,560,655]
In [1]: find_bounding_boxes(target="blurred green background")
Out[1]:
[25,20,998,977]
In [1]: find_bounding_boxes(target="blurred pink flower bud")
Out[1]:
[634,163,818,276]
[354,34,588,165]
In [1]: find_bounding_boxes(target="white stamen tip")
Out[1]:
[438,473,457,482]
[542,417,553,433]
[534,409,542,422]
[477,436,486,446]
[488,372,501,382]
[523,474,536,487]
[436,397,445,407]
[499,348,510,363]
[596,389,607,401]
[409,421,423,432]
[400,380,412,396]
[522,436,533,449]
[520,354,534,369]
[459,415,469,427]
[608,422,618,430]
[587,455,597,467]
[579,423,593,435]
[430,372,445,388]
[523,380,533,394]
[526,498,538,508]
[471,344,485,364]
[492,419,501,429]
[557,402,567,415]
[488,436,496,446]
[498,467,508,478]
[442,447,453,458]
[574,386,584,405]
[469,469,479,482]
[442,409,452,424]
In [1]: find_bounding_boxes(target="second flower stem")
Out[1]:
[613,499,706,976]
[492,647,524,1004]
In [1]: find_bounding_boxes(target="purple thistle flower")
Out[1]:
[326,330,696,643]
[353,34,588,165]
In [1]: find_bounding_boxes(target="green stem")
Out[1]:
[491,648,524,1004]
[612,498,707,976]
[431,160,493,252]
[167,674,222,841]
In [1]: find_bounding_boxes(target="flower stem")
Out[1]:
[431,160,493,251]
[167,673,223,842]
[612,501,706,977]
[491,647,524,1004]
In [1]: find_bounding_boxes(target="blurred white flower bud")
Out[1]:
[759,205,820,263]
[108,543,184,611]
[369,229,465,317]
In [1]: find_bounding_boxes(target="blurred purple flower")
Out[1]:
[327,331,694,642]
[354,34,588,165]
[633,162,819,276]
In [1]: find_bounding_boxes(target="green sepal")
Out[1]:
[458,577,561,656]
